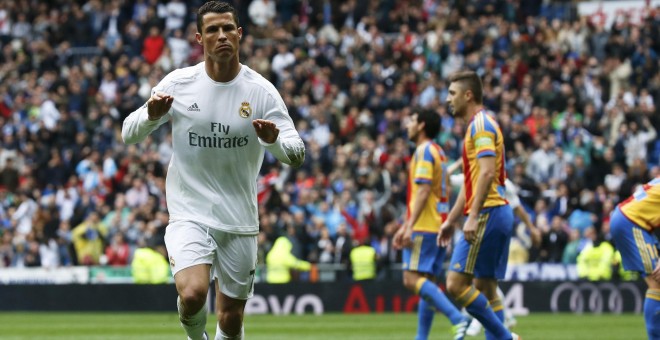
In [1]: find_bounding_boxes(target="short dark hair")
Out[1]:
[197,1,239,33]
[448,70,483,104]
[414,108,441,139]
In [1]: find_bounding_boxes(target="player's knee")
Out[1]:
[446,279,467,298]
[402,275,418,291]
[179,286,207,313]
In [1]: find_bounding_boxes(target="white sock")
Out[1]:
[177,295,208,340]
[215,322,243,340]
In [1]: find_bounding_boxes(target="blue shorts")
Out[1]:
[449,205,513,279]
[611,207,659,276]
[402,232,446,276]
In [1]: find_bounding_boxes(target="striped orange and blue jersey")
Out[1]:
[462,109,508,215]
[619,177,660,231]
[407,141,449,233]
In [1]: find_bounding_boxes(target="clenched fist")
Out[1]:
[147,91,174,121]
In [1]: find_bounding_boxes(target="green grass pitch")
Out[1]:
[0,312,646,339]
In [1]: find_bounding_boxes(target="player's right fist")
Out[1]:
[147,91,174,121]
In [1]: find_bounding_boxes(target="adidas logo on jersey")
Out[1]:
[187,103,200,111]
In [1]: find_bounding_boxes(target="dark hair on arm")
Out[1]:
[197,1,240,33]
[448,70,483,104]
[414,108,441,139]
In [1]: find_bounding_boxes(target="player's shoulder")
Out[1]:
[472,110,500,134]
[417,141,445,160]
[161,63,204,86]
[241,65,281,98]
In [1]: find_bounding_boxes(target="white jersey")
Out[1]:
[122,63,304,235]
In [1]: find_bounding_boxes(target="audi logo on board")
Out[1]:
[550,282,643,314]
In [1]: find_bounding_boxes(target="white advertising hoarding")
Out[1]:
[0,267,89,284]
[578,0,660,27]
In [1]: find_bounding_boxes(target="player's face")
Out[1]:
[446,82,467,118]
[406,113,422,141]
[196,12,242,63]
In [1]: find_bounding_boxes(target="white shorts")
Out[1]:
[164,220,258,299]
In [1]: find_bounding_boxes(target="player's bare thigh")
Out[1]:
[646,276,660,290]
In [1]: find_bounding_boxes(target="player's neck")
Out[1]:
[415,135,430,146]
[465,103,484,121]
[205,58,241,83]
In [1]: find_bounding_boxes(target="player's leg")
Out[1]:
[474,278,505,340]
[497,287,516,329]
[416,298,435,340]
[175,265,212,340]
[644,276,660,340]
[212,231,257,340]
[478,205,513,340]
[446,271,509,339]
[448,206,512,340]
[166,221,215,340]
[215,281,247,339]
[402,233,467,339]
[610,207,659,339]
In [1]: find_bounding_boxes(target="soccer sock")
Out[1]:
[215,322,244,340]
[177,295,209,340]
[644,289,660,339]
[485,298,506,340]
[456,286,511,340]
[416,278,465,325]
[415,298,434,340]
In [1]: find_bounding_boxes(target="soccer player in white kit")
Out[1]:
[121,2,304,339]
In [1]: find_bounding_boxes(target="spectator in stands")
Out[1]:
[266,236,311,284]
[349,239,376,281]
[71,211,108,265]
[540,216,569,263]
[131,238,170,284]
[105,232,130,266]
[142,26,165,64]
[0,157,18,192]
[577,236,614,281]
[0,0,656,291]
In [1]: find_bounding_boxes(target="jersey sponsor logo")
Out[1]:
[187,103,200,112]
[169,256,175,268]
[188,132,249,148]
[239,101,252,118]
[188,122,250,149]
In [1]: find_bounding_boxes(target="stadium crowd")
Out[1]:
[0,0,658,281]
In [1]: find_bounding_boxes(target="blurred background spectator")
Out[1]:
[0,0,657,284]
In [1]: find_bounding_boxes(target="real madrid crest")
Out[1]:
[239,101,252,118]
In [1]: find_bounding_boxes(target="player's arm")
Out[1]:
[394,182,431,249]
[505,179,541,247]
[122,91,172,144]
[255,94,305,168]
[438,184,465,247]
[652,261,660,283]
[462,155,495,242]
[447,159,462,175]
[513,205,541,247]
